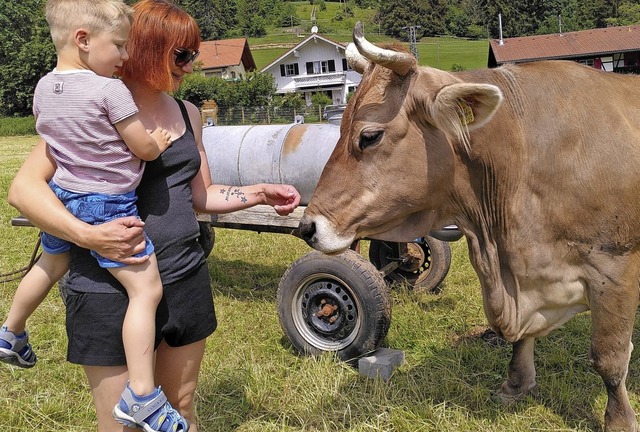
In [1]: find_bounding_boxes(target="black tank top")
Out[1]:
[67,99,205,293]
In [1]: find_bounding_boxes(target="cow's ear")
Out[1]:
[430,83,503,143]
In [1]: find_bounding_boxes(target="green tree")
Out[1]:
[310,92,332,107]
[575,0,614,28]
[234,71,276,107]
[275,92,305,111]
[279,2,301,27]
[176,71,275,109]
[233,0,267,37]
[0,0,55,117]
[379,1,430,40]
[173,73,215,108]
[607,0,640,26]
[179,0,239,40]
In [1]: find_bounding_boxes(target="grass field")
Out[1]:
[2,136,640,431]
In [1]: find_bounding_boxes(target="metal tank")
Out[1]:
[202,123,341,204]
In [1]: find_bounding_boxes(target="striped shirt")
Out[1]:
[33,69,144,194]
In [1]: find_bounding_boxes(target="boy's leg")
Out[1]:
[1,251,69,368]
[107,254,163,396]
[3,251,69,333]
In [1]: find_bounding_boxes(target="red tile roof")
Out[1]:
[199,38,257,71]
[489,25,640,64]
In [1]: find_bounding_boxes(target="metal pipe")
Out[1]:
[202,123,341,204]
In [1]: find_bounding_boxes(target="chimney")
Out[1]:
[558,15,563,34]
[498,14,504,46]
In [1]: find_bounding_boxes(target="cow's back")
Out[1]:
[455,61,640,249]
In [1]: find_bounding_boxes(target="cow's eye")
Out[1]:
[359,130,383,150]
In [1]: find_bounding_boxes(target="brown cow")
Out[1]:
[299,22,640,431]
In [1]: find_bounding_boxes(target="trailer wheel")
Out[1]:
[369,236,451,294]
[277,250,391,362]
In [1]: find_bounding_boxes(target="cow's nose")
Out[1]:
[298,218,316,245]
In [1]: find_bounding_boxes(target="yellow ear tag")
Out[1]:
[458,101,475,125]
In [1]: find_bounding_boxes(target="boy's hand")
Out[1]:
[150,127,172,152]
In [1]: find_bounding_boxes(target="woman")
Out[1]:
[7,1,301,431]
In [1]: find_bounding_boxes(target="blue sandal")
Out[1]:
[0,326,37,368]
[112,384,189,432]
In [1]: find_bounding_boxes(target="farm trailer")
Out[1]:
[201,122,462,361]
[10,122,461,362]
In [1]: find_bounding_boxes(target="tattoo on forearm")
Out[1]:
[219,187,248,203]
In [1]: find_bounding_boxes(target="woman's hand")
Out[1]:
[8,140,149,264]
[85,217,148,264]
[262,184,301,216]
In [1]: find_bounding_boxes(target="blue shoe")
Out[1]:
[112,384,189,432]
[0,326,37,368]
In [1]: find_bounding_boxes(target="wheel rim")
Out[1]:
[290,272,362,351]
[374,241,432,285]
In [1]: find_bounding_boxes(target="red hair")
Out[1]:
[119,0,200,91]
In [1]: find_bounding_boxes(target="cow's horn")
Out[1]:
[345,43,369,74]
[353,21,415,76]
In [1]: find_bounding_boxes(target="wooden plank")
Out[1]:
[199,205,305,234]
[13,205,306,234]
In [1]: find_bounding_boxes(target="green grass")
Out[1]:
[2,135,638,430]
[0,117,36,137]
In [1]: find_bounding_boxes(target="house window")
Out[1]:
[306,60,336,75]
[280,63,300,77]
[578,59,594,67]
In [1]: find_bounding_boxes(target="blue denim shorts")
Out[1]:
[41,181,154,268]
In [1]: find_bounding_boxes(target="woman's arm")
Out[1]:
[185,101,301,215]
[8,139,148,263]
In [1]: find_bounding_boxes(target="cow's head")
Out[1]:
[299,22,503,254]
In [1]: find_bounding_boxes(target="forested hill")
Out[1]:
[2,0,639,117]
[163,0,640,41]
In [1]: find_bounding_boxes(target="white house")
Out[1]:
[260,29,362,106]
[198,38,257,81]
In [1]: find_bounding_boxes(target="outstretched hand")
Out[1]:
[264,184,301,216]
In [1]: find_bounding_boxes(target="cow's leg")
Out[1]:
[590,288,638,432]
[495,337,537,402]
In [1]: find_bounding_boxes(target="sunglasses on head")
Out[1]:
[174,49,200,67]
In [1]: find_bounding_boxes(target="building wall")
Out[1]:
[202,64,247,80]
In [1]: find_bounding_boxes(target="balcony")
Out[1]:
[613,65,640,74]
[293,72,346,89]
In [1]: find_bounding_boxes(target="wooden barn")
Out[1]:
[488,25,640,73]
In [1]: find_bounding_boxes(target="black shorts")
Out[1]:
[64,264,217,366]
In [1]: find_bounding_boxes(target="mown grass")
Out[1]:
[1,135,639,431]
[0,117,36,137]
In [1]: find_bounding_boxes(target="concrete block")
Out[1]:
[358,348,405,381]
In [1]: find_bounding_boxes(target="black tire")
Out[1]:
[277,250,391,362]
[369,236,452,294]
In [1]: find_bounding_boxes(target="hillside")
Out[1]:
[247,1,489,71]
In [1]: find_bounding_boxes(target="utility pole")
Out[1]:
[402,25,421,61]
